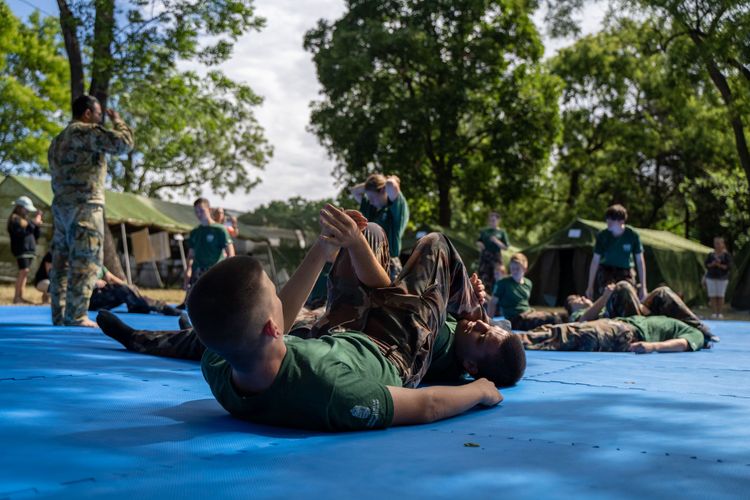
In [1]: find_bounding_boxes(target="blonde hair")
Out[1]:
[364,174,387,192]
[510,253,528,269]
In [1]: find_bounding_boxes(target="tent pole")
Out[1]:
[120,223,132,285]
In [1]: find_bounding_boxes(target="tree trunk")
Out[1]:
[89,0,116,118]
[436,167,453,227]
[102,221,126,280]
[57,0,85,113]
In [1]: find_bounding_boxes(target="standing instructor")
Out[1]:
[48,95,134,327]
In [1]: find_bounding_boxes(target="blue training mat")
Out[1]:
[1,306,749,499]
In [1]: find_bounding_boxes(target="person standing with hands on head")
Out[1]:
[704,236,732,319]
[476,211,510,294]
[351,174,409,281]
[48,95,134,327]
[7,196,43,304]
[586,204,646,301]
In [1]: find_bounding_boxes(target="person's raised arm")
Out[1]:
[89,109,134,155]
[388,378,502,425]
[580,283,615,322]
[586,254,601,299]
[635,253,647,300]
[319,205,390,288]
[350,183,366,204]
[278,238,332,333]
[629,338,689,354]
[385,175,401,202]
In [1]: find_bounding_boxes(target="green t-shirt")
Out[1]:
[569,306,605,322]
[594,227,643,269]
[619,316,703,351]
[188,223,232,271]
[201,333,402,431]
[477,228,509,255]
[492,276,532,319]
[360,192,409,257]
[424,315,465,383]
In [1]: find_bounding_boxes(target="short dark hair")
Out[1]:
[605,204,628,222]
[193,197,210,207]
[188,256,266,358]
[72,95,100,119]
[564,294,579,316]
[476,331,526,387]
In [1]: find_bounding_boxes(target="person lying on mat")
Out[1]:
[489,253,566,330]
[100,206,525,431]
[564,281,717,347]
[520,315,707,353]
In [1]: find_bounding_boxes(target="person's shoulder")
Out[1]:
[624,226,640,237]
[523,277,533,287]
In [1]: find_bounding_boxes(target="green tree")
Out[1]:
[0,3,68,172]
[304,0,562,228]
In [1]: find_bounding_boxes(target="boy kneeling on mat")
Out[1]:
[188,205,525,431]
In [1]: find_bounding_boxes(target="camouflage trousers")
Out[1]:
[89,283,171,315]
[509,309,567,331]
[594,265,635,300]
[606,280,714,344]
[477,249,501,293]
[521,319,636,351]
[49,203,104,325]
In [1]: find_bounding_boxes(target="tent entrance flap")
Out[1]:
[528,248,591,306]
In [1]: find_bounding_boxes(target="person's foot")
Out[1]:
[178,311,192,330]
[65,317,99,328]
[96,310,137,349]
[717,313,724,319]
[12,297,34,305]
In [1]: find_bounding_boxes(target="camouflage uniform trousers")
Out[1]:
[388,256,403,282]
[521,319,636,351]
[594,265,635,300]
[509,309,567,331]
[49,203,104,325]
[606,280,714,344]
[89,283,172,315]
[477,249,501,294]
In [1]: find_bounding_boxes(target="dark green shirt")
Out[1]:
[424,315,465,383]
[492,277,532,319]
[360,192,409,257]
[201,333,402,431]
[619,316,703,351]
[188,223,232,271]
[477,228,509,255]
[594,227,643,269]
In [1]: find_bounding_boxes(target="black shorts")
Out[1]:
[16,258,33,270]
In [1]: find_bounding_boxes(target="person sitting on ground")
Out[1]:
[350,173,409,281]
[34,251,53,304]
[704,236,732,319]
[490,253,566,330]
[7,196,42,304]
[586,204,646,301]
[520,315,706,354]
[564,280,716,347]
[179,198,235,308]
[99,205,525,431]
[476,211,510,294]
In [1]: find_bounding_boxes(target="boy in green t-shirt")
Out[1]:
[351,173,409,281]
[192,205,526,430]
[476,211,510,294]
[586,204,646,301]
[490,253,565,331]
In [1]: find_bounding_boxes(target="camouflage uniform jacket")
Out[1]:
[48,118,134,206]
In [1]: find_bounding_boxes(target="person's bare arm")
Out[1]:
[278,239,332,333]
[320,204,390,288]
[104,271,126,286]
[489,235,508,250]
[184,249,195,289]
[635,253,647,300]
[225,242,236,258]
[350,183,366,204]
[385,175,401,202]
[629,338,689,354]
[580,284,615,322]
[388,378,502,425]
[586,254,601,298]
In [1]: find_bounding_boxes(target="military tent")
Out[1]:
[522,218,711,306]
[728,243,750,310]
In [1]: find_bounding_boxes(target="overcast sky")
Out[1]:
[8,0,605,213]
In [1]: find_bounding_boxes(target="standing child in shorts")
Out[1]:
[7,196,43,304]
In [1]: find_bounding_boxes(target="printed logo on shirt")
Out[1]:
[622,244,631,252]
[206,234,215,243]
[350,405,372,420]
[350,399,382,427]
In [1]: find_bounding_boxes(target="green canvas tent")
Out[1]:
[522,218,711,307]
[728,243,750,310]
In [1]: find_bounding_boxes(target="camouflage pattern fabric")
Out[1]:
[477,249,501,294]
[89,283,172,315]
[48,118,134,205]
[49,203,104,325]
[510,309,567,331]
[605,280,643,318]
[594,265,635,300]
[521,319,636,351]
[118,327,206,361]
[388,256,403,282]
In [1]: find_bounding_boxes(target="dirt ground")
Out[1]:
[0,284,747,321]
